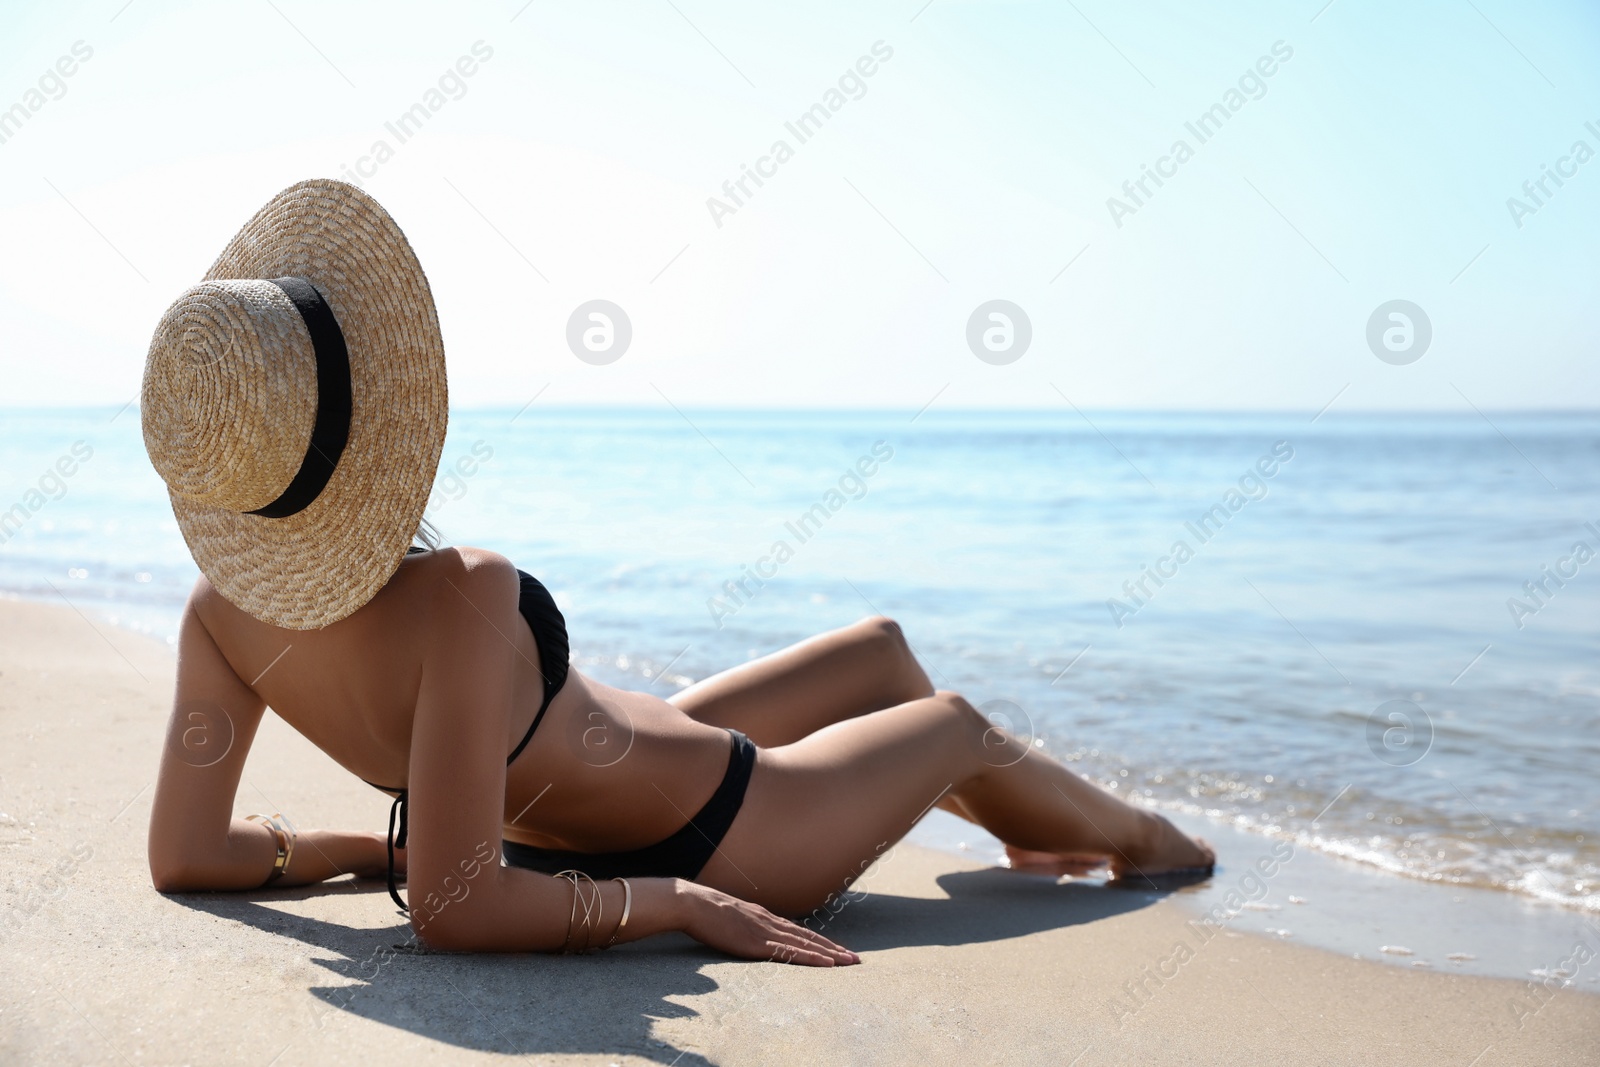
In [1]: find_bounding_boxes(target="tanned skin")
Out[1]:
[149,547,1213,963]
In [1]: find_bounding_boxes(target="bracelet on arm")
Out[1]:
[558,872,579,953]
[576,872,601,954]
[553,869,603,954]
[244,812,298,885]
[603,878,632,949]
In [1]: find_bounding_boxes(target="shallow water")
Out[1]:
[2,406,1596,915]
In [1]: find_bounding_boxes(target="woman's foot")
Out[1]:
[1110,813,1215,883]
[1003,814,1215,883]
[1003,845,1110,877]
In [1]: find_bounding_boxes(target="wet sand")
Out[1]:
[1,596,1596,1066]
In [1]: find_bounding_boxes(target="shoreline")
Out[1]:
[909,808,1600,986]
[0,595,1597,1064]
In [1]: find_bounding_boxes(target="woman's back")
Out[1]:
[189,545,739,853]
[190,546,536,790]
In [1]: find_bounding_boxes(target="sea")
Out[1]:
[2,406,1597,975]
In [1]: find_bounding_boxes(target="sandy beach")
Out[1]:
[1,595,1596,1066]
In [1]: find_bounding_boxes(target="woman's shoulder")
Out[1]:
[397,546,521,619]
[403,544,518,583]
[182,545,520,636]
[184,572,240,632]
[415,543,513,567]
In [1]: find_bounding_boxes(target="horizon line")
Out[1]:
[3,403,1598,417]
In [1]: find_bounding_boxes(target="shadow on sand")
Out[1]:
[175,866,1172,1064]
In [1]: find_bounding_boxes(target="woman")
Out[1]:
[143,180,1213,967]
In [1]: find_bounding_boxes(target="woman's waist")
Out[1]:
[500,715,743,852]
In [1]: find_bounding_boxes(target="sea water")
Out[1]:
[2,406,1596,928]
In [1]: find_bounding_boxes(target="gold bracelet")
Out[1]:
[603,878,632,949]
[245,813,297,884]
[553,870,603,954]
[559,872,579,953]
[576,872,600,954]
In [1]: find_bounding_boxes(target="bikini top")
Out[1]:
[366,556,571,911]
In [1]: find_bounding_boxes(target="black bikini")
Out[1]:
[501,730,757,881]
[369,555,757,910]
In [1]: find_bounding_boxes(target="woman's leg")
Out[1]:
[669,616,987,826]
[699,692,1214,916]
[669,616,934,745]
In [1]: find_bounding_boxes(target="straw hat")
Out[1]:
[141,179,448,630]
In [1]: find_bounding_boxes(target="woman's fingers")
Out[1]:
[784,929,855,962]
[778,918,855,957]
[764,918,859,965]
[766,940,841,966]
[682,883,859,965]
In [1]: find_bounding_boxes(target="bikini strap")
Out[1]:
[506,694,554,766]
[385,790,409,912]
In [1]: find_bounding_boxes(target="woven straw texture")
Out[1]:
[141,179,447,630]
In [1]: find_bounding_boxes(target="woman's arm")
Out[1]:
[405,555,856,964]
[148,597,278,891]
[264,829,393,887]
[147,594,395,893]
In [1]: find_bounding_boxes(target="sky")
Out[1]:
[0,0,1596,412]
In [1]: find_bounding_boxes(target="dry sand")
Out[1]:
[1,596,1595,1066]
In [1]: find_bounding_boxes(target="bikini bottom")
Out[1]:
[501,729,757,881]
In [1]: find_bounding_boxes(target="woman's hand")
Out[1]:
[679,883,859,966]
[354,830,404,880]
[279,829,401,887]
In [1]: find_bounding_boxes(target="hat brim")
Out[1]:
[169,179,448,630]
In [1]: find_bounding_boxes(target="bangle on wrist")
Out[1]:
[604,878,632,949]
[245,812,297,884]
